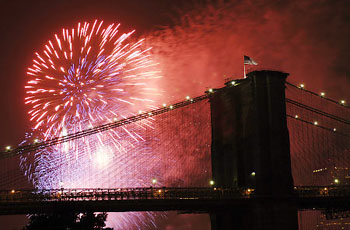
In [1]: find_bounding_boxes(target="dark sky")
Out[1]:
[0,1,212,229]
[0,0,187,150]
[1,0,349,155]
[0,0,349,229]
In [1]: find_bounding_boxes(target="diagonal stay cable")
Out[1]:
[286,98,350,125]
[0,95,209,159]
[286,82,349,109]
[287,114,349,137]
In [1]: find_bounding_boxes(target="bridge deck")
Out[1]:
[1,186,350,214]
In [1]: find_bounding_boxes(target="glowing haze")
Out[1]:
[25,20,161,137]
[148,0,349,101]
[22,20,164,229]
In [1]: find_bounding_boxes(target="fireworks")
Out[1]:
[22,20,162,229]
[25,20,160,138]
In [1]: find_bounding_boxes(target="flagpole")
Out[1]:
[244,63,246,79]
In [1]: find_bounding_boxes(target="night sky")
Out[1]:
[0,0,349,229]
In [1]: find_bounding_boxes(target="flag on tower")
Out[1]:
[244,55,258,65]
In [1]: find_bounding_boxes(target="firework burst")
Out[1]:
[25,20,160,138]
[22,20,162,229]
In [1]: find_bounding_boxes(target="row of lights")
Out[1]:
[5,137,45,151]
[294,115,337,131]
[299,84,346,105]
[208,172,256,186]
[4,95,197,152]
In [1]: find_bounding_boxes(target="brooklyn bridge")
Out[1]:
[0,70,349,229]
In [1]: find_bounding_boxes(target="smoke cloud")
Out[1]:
[147,0,349,101]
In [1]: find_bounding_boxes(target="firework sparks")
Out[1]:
[22,20,162,229]
[25,20,160,138]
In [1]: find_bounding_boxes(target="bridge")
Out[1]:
[0,70,349,229]
[1,186,350,215]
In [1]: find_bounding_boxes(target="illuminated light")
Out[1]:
[208,88,213,93]
[299,84,305,89]
[148,112,152,116]
[313,121,318,125]
[186,96,190,100]
[213,187,217,190]
[251,172,256,176]
[138,110,142,114]
[94,146,113,168]
[158,189,162,193]
[11,190,15,194]
[24,21,162,228]
[59,181,64,188]
[247,189,251,192]
[340,100,346,105]
[209,180,215,186]
[334,178,339,184]
[33,139,39,144]
[294,115,299,119]
[113,117,118,122]
[162,103,166,107]
[320,92,325,97]
[169,105,173,109]
[190,99,194,102]
[152,178,157,184]
[231,81,236,85]
[5,146,11,151]
[333,128,337,132]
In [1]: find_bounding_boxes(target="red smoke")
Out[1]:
[148,0,349,101]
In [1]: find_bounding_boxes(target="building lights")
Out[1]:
[209,180,215,186]
[186,96,190,100]
[320,92,325,97]
[231,81,236,85]
[208,88,213,93]
[11,189,15,194]
[251,172,256,176]
[314,121,318,125]
[299,84,305,89]
[5,146,11,151]
[340,100,346,105]
[169,105,173,109]
[138,110,142,114]
[113,117,118,121]
[33,139,39,144]
[162,103,166,107]
[148,112,152,116]
[295,115,299,119]
[334,178,339,184]
[152,178,157,184]
[333,128,337,132]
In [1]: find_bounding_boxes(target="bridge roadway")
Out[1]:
[1,186,350,215]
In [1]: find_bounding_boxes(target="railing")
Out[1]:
[0,187,253,203]
[295,186,350,198]
[1,186,350,214]
[3,186,350,203]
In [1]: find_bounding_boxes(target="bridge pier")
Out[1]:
[209,70,298,230]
